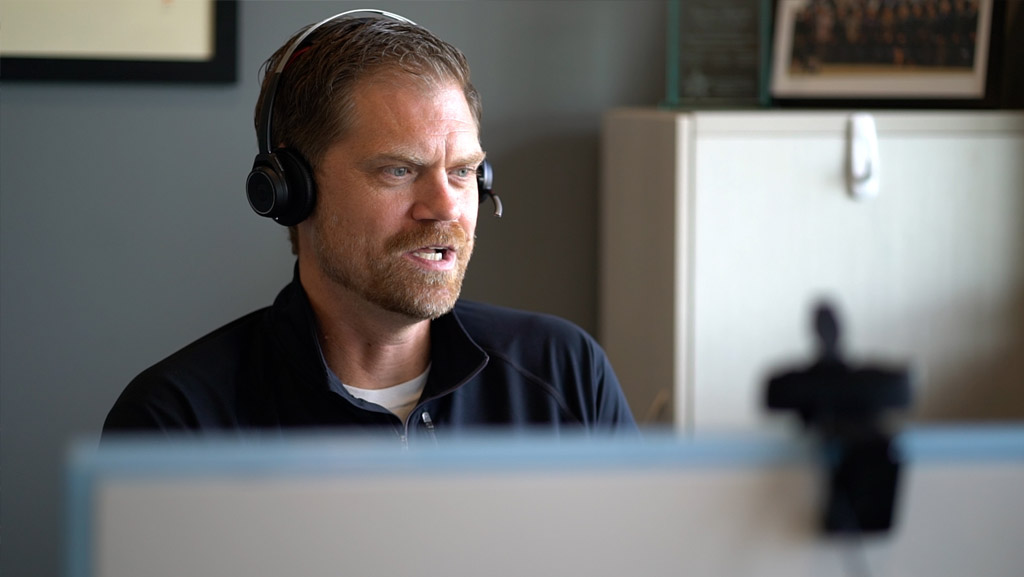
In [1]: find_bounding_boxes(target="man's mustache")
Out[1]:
[386,222,470,253]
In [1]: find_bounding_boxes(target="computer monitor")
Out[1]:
[66,427,1024,577]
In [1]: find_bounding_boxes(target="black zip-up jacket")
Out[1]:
[104,271,638,442]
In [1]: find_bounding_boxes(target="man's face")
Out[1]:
[304,76,484,320]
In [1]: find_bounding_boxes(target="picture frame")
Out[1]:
[0,0,237,84]
[769,0,1005,108]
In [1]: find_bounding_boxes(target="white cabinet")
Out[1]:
[600,109,1024,431]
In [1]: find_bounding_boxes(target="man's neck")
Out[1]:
[299,259,431,391]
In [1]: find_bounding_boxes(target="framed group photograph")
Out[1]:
[0,0,237,83]
[770,0,1005,107]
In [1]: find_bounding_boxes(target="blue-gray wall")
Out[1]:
[0,2,665,575]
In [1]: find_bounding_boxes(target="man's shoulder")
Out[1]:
[123,308,272,403]
[446,301,638,432]
[104,308,274,431]
[153,308,271,373]
[453,299,587,335]
[450,299,599,355]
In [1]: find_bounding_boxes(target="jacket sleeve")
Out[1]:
[590,342,641,434]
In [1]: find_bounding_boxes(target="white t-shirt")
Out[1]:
[341,366,430,423]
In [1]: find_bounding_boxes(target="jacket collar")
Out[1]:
[425,303,488,399]
[271,263,488,398]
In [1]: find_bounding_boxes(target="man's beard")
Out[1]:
[313,218,473,320]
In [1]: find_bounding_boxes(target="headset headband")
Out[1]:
[256,9,418,155]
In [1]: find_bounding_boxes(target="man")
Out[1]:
[103,10,637,442]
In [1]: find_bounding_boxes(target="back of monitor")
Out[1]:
[69,429,1024,577]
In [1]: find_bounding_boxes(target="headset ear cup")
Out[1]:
[271,148,317,226]
[247,153,288,218]
[476,159,493,204]
[476,159,501,217]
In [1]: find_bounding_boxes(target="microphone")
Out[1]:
[488,192,503,218]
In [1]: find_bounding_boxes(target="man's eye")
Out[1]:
[386,167,409,177]
[454,167,473,178]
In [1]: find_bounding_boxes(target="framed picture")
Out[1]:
[770,0,1005,107]
[0,0,237,84]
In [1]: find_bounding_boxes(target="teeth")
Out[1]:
[414,249,444,261]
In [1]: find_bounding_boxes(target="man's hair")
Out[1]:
[253,17,482,255]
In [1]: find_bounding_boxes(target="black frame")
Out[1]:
[0,1,237,84]
[769,0,1006,109]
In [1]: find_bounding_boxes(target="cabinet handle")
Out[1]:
[848,113,880,200]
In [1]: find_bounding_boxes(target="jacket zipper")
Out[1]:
[421,411,438,447]
[394,356,485,448]
[399,410,438,449]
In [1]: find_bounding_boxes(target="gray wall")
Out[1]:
[0,1,665,576]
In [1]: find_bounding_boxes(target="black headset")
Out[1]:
[245,9,500,227]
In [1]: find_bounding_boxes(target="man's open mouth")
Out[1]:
[412,247,451,262]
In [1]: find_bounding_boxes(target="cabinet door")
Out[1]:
[689,112,1024,429]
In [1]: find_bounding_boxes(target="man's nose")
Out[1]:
[411,170,462,222]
